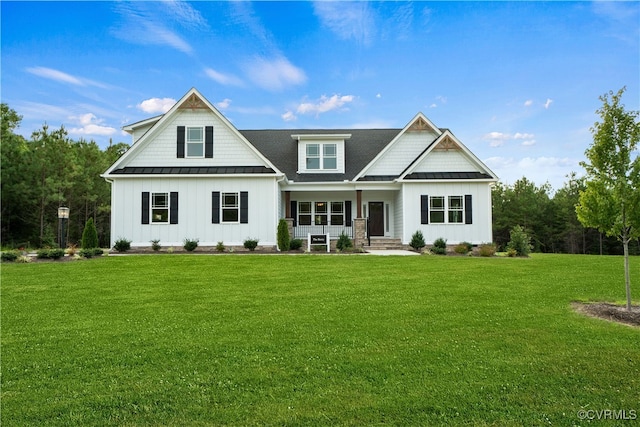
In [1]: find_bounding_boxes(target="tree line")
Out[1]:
[1,102,637,254]
[1,104,128,248]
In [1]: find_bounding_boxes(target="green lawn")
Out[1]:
[2,254,639,426]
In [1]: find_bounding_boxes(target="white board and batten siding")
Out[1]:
[365,131,438,176]
[402,182,493,245]
[110,176,278,248]
[122,109,266,168]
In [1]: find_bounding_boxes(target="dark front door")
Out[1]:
[369,202,384,236]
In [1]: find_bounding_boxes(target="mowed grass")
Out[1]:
[2,254,639,426]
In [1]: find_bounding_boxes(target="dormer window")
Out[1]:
[294,134,349,174]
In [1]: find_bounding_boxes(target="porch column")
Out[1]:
[356,190,362,218]
[354,218,367,248]
[285,191,291,218]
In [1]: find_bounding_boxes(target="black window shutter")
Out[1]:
[205,126,214,158]
[345,200,352,226]
[290,201,297,226]
[212,192,220,224]
[420,195,429,224]
[177,126,185,158]
[465,194,473,224]
[142,192,150,224]
[170,192,179,224]
[240,191,249,224]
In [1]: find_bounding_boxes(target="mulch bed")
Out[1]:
[572,302,640,327]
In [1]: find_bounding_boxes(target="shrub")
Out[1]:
[16,255,31,263]
[183,238,199,252]
[277,219,290,251]
[36,248,65,259]
[66,244,77,256]
[81,218,99,249]
[454,243,471,255]
[113,238,132,252]
[244,238,259,251]
[409,230,426,251]
[216,241,226,252]
[478,243,496,257]
[80,248,103,258]
[336,232,353,251]
[290,238,303,250]
[507,225,532,257]
[151,239,161,251]
[432,237,447,255]
[1,251,18,262]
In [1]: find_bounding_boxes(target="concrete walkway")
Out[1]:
[365,249,420,256]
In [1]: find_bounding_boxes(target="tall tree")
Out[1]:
[576,87,640,311]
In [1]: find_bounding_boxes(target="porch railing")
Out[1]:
[293,225,354,239]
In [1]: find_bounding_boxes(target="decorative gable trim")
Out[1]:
[353,112,441,181]
[103,88,282,178]
[399,130,498,182]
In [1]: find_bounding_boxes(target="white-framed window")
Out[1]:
[448,196,464,223]
[222,192,239,223]
[152,192,169,223]
[306,144,320,169]
[430,196,445,224]
[305,143,337,170]
[297,201,346,226]
[186,126,204,158]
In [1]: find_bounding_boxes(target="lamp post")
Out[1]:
[58,207,70,249]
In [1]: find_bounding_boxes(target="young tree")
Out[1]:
[576,87,640,311]
[81,218,99,249]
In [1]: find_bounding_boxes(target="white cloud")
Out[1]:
[137,97,176,114]
[216,99,232,110]
[26,66,109,89]
[483,132,511,147]
[544,98,553,109]
[376,93,382,99]
[296,94,355,115]
[242,56,307,91]
[483,131,536,147]
[313,1,375,46]
[68,113,117,136]
[524,99,533,107]
[111,1,206,55]
[204,68,244,87]
[281,110,297,122]
[484,156,580,190]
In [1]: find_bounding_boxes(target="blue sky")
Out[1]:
[2,1,638,190]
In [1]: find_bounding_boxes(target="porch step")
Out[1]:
[363,238,405,251]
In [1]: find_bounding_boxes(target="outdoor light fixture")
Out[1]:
[58,207,70,219]
[58,207,70,248]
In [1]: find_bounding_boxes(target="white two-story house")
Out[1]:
[102,88,498,250]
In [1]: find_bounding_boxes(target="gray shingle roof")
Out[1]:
[240,129,401,182]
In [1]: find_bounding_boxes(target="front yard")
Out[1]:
[1,254,638,425]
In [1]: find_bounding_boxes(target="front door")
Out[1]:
[369,202,384,236]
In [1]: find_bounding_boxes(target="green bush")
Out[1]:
[432,237,447,255]
[454,243,471,254]
[336,232,353,251]
[277,219,290,251]
[79,248,103,258]
[1,251,19,262]
[183,238,199,252]
[409,230,426,251]
[113,238,131,252]
[244,238,259,251]
[290,238,303,250]
[478,243,496,257]
[81,218,99,249]
[216,241,226,252]
[507,225,531,257]
[151,239,161,251]
[36,248,64,259]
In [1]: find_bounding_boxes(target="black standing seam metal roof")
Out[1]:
[110,166,275,175]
